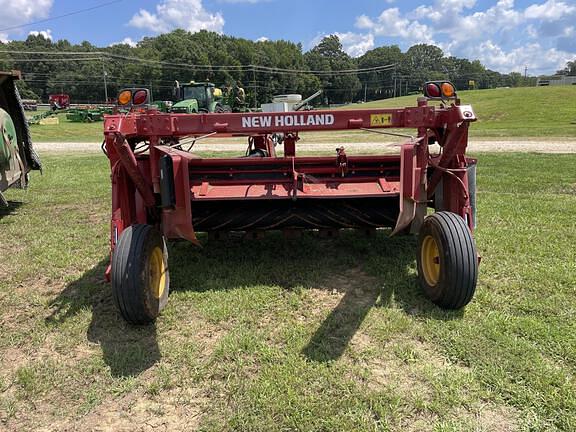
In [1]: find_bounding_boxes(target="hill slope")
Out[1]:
[345,86,576,138]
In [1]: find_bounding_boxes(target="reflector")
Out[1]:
[118,90,132,105]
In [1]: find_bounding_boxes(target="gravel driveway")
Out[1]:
[33,139,576,155]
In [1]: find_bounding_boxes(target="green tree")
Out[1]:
[305,35,361,104]
[400,44,445,92]
[357,45,403,100]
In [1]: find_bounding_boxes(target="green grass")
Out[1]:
[26,86,576,143]
[1,153,575,430]
[28,112,103,142]
[345,86,576,138]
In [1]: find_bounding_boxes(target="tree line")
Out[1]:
[0,30,570,105]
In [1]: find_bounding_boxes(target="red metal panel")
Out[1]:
[102,99,477,263]
[190,180,400,201]
[104,107,457,138]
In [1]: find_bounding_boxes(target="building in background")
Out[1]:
[536,75,576,86]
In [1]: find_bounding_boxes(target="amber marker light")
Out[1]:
[118,90,132,105]
[441,82,455,98]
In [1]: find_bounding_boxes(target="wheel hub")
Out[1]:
[421,235,440,286]
[149,246,166,299]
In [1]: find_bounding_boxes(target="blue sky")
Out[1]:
[1,0,575,74]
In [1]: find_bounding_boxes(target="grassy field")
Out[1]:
[0,152,575,431]
[28,111,103,142]
[26,85,576,143]
[346,85,576,138]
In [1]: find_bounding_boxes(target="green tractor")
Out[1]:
[171,81,231,114]
[0,71,41,206]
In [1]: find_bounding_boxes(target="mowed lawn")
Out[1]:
[0,152,575,431]
[26,85,576,143]
[344,85,576,138]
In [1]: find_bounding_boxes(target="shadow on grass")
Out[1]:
[0,200,22,220]
[47,260,160,378]
[46,230,464,375]
[168,231,463,363]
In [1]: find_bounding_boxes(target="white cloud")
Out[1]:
[28,29,52,40]
[525,0,576,21]
[218,0,268,3]
[413,0,476,23]
[0,0,53,39]
[446,0,523,43]
[466,40,572,73]
[129,0,224,34]
[335,32,374,57]
[110,37,138,48]
[355,8,434,44]
[256,36,269,42]
[354,0,576,73]
[308,32,374,57]
[355,15,373,30]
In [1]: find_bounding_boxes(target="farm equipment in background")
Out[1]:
[21,99,38,111]
[49,93,70,110]
[29,93,73,125]
[0,71,41,205]
[103,82,479,324]
[152,100,173,113]
[27,109,59,126]
[66,106,112,123]
[261,90,324,113]
[66,108,103,123]
[171,81,232,114]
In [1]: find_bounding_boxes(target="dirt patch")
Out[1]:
[454,405,520,432]
[349,336,520,431]
[302,267,382,327]
[35,387,206,432]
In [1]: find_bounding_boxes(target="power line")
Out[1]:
[0,50,397,76]
[2,58,103,63]
[0,0,126,33]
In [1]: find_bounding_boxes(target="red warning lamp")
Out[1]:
[133,89,149,105]
[423,81,457,100]
[425,83,441,98]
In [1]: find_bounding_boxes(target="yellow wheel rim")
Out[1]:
[421,235,440,286]
[149,246,166,299]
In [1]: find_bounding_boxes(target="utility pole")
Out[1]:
[252,65,257,109]
[149,81,154,102]
[364,83,367,102]
[393,66,396,97]
[101,58,108,104]
[524,66,528,79]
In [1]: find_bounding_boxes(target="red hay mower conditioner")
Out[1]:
[104,82,479,324]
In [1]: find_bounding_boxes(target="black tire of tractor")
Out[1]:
[416,211,478,309]
[111,224,170,324]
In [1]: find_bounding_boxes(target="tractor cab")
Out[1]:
[172,81,229,114]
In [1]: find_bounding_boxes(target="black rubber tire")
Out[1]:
[111,224,170,324]
[416,211,478,309]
